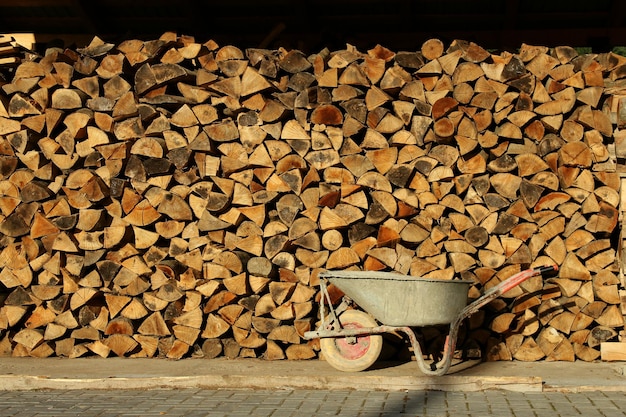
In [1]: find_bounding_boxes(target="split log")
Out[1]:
[0,33,622,364]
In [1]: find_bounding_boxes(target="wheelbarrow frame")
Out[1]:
[304,265,558,376]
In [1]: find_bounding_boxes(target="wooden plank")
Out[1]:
[601,342,626,361]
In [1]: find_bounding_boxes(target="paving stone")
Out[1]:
[2,388,626,416]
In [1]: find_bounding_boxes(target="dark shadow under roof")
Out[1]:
[1,0,625,52]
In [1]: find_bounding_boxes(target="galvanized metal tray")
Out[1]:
[320,270,473,326]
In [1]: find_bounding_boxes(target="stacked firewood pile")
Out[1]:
[0,32,623,361]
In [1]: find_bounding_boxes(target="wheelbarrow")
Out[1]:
[303,265,558,375]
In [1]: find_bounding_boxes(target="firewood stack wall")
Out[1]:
[0,32,624,362]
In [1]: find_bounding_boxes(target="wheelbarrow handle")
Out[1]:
[429,264,558,376]
[535,264,559,276]
[462,264,558,320]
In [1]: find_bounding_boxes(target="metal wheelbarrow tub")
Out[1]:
[322,270,473,327]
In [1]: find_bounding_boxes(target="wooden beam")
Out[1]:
[601,342,626,361]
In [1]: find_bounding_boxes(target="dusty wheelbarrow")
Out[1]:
[303,265,558,375]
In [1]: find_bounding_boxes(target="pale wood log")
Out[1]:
[254,293,277,317]
[487,341,512,361]
[137,312,170,336]
[201,339,223,359]
[252,316,281,335]
[573,343,600,362]
[268,325,300,344]
[548,337,575,361]
[264,340,286,360]
[286,343,316,360]
[166,340,190,359]
[233,327,266,349]
[513,337,545,361]
[596,305,625,328]
[104,334,138,357]
[202,314,230,339]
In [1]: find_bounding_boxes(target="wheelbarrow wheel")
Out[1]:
[320,309,383,372]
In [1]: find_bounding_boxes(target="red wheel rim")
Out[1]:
[333,322,371,360]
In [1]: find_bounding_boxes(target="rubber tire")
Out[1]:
[320,309,383,372]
